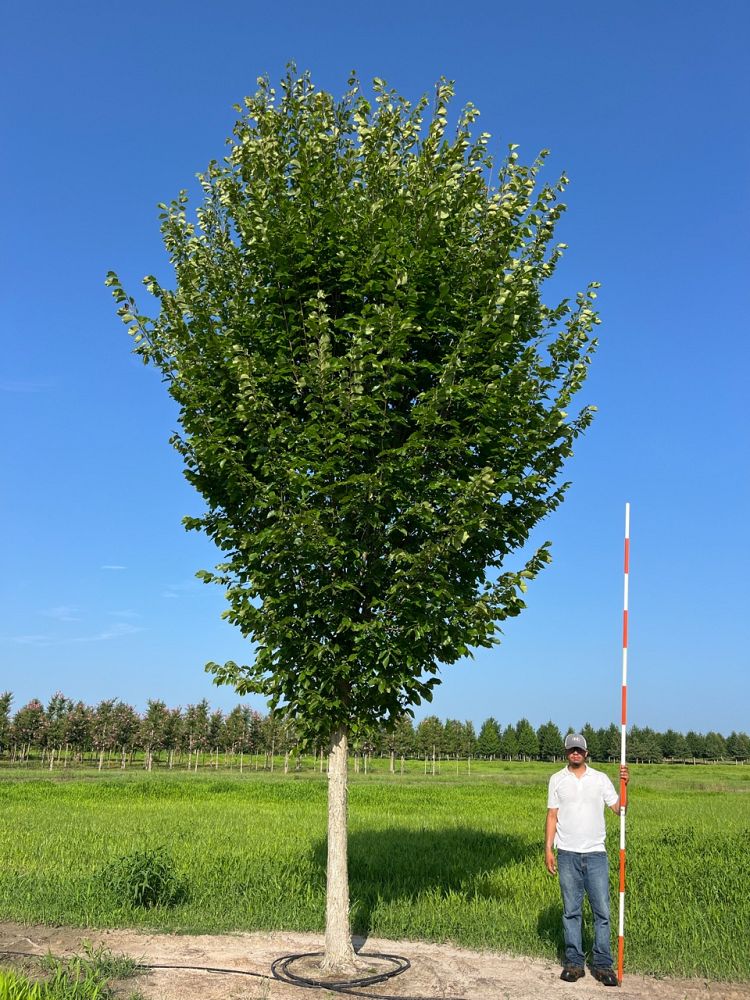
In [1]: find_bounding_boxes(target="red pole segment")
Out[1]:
[617,502,630,984]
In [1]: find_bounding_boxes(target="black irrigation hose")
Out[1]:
[1,948,471,1000]
[271,950,412,993]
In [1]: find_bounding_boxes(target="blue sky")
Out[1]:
[2,1,748,734]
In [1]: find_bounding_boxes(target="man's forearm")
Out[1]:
[545,809,557,851]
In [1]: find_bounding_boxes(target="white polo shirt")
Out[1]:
[547,765,618,853]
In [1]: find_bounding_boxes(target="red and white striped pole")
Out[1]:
[617,502,630,984]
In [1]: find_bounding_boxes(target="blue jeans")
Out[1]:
[557,850,613,969]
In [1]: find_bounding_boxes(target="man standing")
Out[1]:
[545,733,629,986]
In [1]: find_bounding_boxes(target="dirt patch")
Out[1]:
[1,922,748,1000]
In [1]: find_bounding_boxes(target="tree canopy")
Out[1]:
[107,69,598,746]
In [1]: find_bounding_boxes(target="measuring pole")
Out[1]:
[617,502,630,984]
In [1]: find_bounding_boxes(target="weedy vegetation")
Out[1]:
[0,762,748,980]
[100,847,185,909]
[0,944,141,1000]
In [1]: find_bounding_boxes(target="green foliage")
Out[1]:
[415,715,444,756]
[515,717,539,758]
[107,68,599,743]
[0,970,40,1000]
[536,720,563,760]
[0,945,137,1000]
[0,692,12,754]
[500,724,519,759]
[580,722,601,760]
[1,688,746,763]
[477,717,502,757]
[101,846,185,909]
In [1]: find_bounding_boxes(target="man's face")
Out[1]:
[566,747,588,768]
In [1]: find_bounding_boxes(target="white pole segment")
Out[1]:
[617,502,630,984]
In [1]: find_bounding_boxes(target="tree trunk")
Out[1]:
[321,727,356,973]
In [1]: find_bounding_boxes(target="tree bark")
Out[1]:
[321,726,356,973]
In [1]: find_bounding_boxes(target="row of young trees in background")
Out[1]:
[1,691,747,765]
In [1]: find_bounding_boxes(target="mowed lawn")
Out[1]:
[0,762,748,980]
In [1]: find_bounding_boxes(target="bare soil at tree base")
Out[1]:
[1,922,748,1000]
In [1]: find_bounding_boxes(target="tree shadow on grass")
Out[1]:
[313,827,536,940]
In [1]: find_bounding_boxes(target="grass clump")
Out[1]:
[0,945,141,1000]
[101,846,185,909]
[0,969,45,1000]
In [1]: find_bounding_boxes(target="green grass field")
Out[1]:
[1,761,748,981]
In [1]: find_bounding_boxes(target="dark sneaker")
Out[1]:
[560,966,585,982]
[593,967,619,986]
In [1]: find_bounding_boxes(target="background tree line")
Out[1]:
[0,691,747,765]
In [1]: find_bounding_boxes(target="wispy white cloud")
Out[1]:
[0,378,56,393]
[101,564,127,571]
[72,622,143,643]
[161,579,201,600]
[41,605,81,623]
[7,622,144,647]
[108,609,141,619]
[10,634,54,647]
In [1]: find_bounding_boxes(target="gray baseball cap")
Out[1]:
[564,733,587,751]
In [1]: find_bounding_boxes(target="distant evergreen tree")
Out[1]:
[537,720,564,760]
[659,728,688,759]
[629,725,663,762]
[515,717,539,759]
[0,692,13,755]
[599,723,620,761]
[416,715,444,757]
[726,731,750,760]
[581,722,601,760]
[391,714,416,758]
[477,717,502,757]
[685,730,707,759]
[704,731,727,760]
[461,720,478,758]
[443,719,464,756]
[500,724,518,759]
